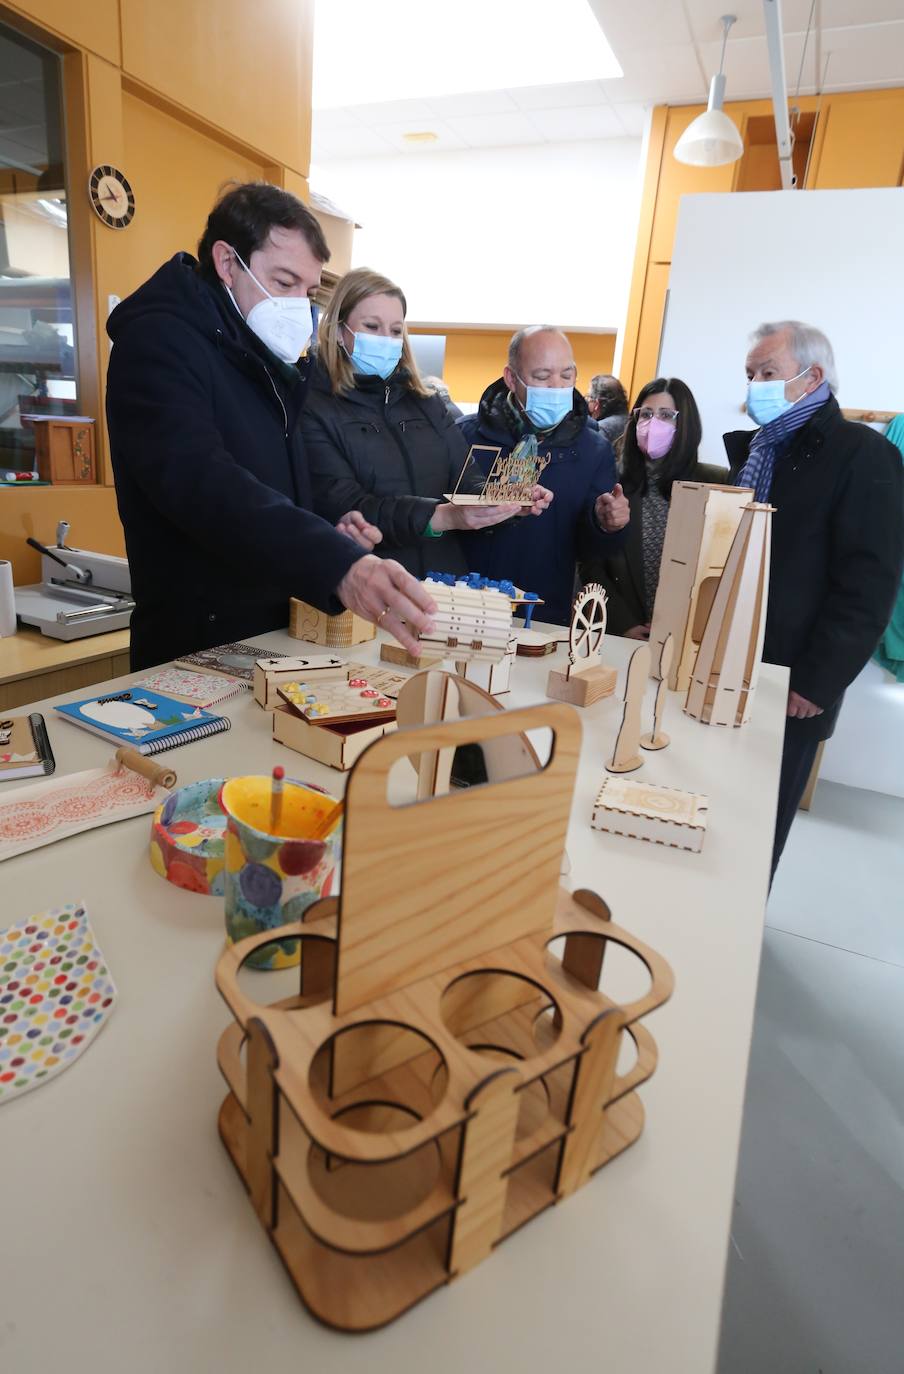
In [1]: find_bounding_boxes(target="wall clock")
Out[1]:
[88,164,135,229]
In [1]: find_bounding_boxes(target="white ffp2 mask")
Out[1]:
[227,247,313,363]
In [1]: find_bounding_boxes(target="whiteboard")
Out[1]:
[659,188,904,466]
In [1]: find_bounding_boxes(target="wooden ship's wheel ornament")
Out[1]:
[547,583,616,707]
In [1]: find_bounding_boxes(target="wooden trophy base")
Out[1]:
[546,664,617,708]
[640,732,670,751]
[605,753,643,774]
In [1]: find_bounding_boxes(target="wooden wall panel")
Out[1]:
[0,486,124,582]
[0,0,120,62]
[100,92,266,306]
[119,0,313,174]
[812,93,904,189]
[408,329,616,407]
[628,263,670,403]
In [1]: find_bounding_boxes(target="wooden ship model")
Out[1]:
[215,703,674,1331]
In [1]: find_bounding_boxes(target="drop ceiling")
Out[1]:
[313,0,904,160]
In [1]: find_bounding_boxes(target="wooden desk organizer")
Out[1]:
[215,703,674,1332]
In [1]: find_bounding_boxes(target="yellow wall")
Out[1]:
[620,87,904,399]
[0,0,314,582]
[410,328,616,406]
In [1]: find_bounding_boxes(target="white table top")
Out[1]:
[1,629,788,1374]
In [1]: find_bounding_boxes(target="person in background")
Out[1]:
[587,373,630,446]
[302,269,550,578]
[580,377,724,639]
[725,320,904,877]
[457,326,629,624]
[106,183,435,669]
[423,374,464,421]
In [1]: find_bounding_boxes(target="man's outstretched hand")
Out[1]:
[336,510,382,551]
[595,483,630,531]
[336,555,436,656]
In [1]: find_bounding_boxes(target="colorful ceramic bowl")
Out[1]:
[149,778,228,896]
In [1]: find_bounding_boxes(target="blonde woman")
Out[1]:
[303,268,548,576]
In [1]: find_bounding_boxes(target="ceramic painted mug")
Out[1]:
[221,775,341,970]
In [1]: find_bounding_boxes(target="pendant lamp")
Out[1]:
[674,14,744,167]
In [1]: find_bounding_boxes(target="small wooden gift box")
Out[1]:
[33,418,96,484]
[592,776,708,852]
[289,598,375,647]
[253,654,346,711]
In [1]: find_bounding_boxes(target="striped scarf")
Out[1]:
[737,382,831,501]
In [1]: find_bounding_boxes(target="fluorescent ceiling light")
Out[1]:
[313,0,621,110]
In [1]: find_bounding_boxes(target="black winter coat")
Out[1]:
[106,254,363,671]
[302,362,477,577]
[581,460,728,635]
[724,396,904,739]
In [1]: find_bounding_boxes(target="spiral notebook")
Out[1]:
[136,667,246,708]
[54,688,231,755]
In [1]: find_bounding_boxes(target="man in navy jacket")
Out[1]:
[106,182,434,670]
[457,327,629,625]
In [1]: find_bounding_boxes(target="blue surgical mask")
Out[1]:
[746,366,811,426]
[344,327,403,380]
[515,373,573,430]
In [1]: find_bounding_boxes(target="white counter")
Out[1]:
[1,629,788,1374]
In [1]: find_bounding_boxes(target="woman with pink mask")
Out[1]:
[579,377,723,639]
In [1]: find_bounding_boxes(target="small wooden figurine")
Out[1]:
[684,503,774,728]
[445,435,550,506]
[606,641,651,774]
[648,481,754,693]
[215,703,674,1331]
[289,597,375,647]
[640,634,674,751]
[547,584,617,707]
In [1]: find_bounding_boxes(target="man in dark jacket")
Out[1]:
[587,374,630,446]
[457,327,629,624]
[726,320,904,876]
[106,182,434,670]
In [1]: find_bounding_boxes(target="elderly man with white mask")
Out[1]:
[724,320,904,878]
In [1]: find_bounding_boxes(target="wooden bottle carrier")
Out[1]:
[215,704,674,1332]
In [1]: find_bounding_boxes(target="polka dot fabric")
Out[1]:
[0,903,117,1104]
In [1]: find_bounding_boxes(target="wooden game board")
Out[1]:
[278,673,397,727]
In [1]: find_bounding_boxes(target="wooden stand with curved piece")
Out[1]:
[606,642,651,774]
[648,482,754,693]
[395,669,540,800]
[640,634,674,752]
[214,704,674,1332]
[684,503,774,728]
[547,584,617,707]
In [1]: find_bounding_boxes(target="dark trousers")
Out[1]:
[771,719,822,880]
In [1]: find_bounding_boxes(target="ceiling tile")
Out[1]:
[509,80,609,111]
[310,127,399,160]
[313,107,366,133]
[587,0,691,49]
[425,90,519,117]
[361,117,469,153]
[610,101,651,136]
[442,111,543,148]
[346,98,438,127]
[528,105,624,140]
[697,32,811,101]
[821,21,904,89]
[822,0,904,23]
[604,46,708,104]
